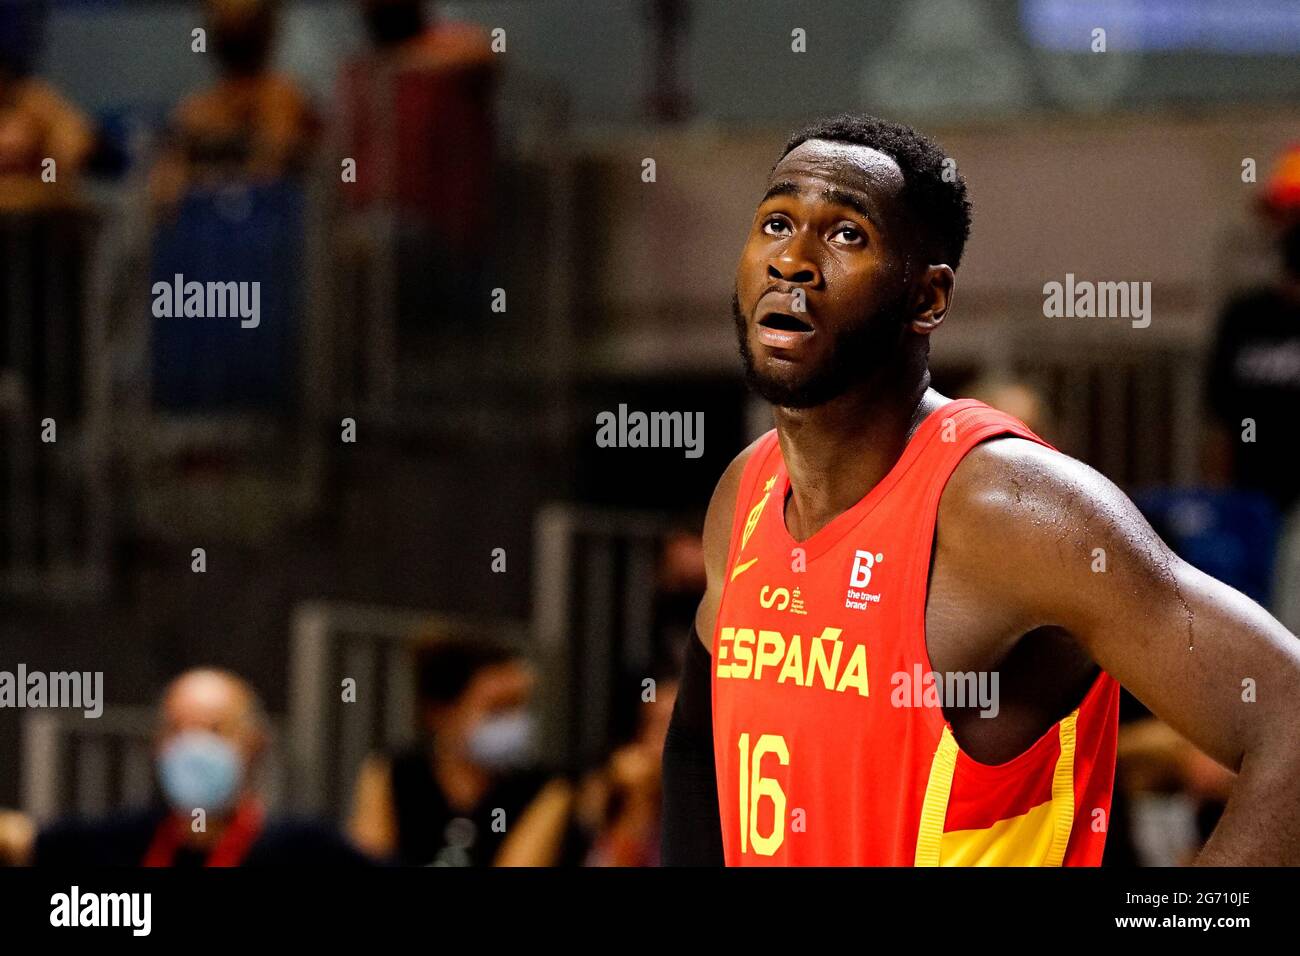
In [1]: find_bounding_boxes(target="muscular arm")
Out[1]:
[945,438,1300,865]
[661,438,760,865]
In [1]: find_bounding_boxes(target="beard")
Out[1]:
[732,289,909,409]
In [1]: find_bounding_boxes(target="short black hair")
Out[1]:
[416,638,519,705]
[779,114,972,270]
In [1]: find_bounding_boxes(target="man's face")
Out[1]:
[427,659,535,758]
[156,672,261,769]
[733,139,914,408]
[154,671,264,816]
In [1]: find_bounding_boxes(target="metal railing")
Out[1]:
[933,318,1207,490]
[531,503,681,771]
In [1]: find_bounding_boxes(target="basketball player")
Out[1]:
[661,115,1300,866]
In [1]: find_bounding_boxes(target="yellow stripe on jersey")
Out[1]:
[1043,709,1079,867]
[914,726,959,866]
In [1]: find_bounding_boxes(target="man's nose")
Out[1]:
[767,235,822,287]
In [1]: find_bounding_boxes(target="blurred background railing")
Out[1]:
[1,206,110,599]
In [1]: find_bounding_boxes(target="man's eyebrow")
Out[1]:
[761,180,802,204]
[760,180,877,224]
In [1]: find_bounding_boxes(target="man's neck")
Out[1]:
[774,370,942,542]
[433,749,491,814]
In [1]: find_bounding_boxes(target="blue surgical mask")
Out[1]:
[466,709,535,771]
[157,730,243,814]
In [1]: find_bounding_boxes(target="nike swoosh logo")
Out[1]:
[730,557,758,581]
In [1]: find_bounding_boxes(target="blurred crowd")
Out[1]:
[0,650,680,868]
[1,0,496,408]
[0,531,698,867]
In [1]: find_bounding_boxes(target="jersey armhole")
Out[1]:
[904,418,1058,744]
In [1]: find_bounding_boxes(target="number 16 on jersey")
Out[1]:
[737,732,789,856]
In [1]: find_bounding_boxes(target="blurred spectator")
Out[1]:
[34,668,367,866]
[1203,144,1300,514]
[150,0,318,208]
[0,3,95,427]
[337,0,497,338]
[0,5,94,212]
[348,639,572,866]
[342,0,495,240]
[577,675,677,867]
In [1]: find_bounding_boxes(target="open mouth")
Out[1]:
[755,311,815,352]
[758,312,813,332]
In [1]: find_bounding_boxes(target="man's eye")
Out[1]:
[762,218,791,236]
[832,225,864,244]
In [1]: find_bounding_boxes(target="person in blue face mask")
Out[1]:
[348,640,575,866]
[33,669,369,867]
[143,669,269,865]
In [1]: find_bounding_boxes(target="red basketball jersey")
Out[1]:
[712,399,1119,866]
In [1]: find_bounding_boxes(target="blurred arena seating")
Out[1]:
[0,205,111,599]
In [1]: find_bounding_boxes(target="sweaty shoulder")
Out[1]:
[942,435,1129,535]
[936,434,1173,624]
[695,433,772,649]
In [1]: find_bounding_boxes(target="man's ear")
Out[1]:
[909,264,955,335]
